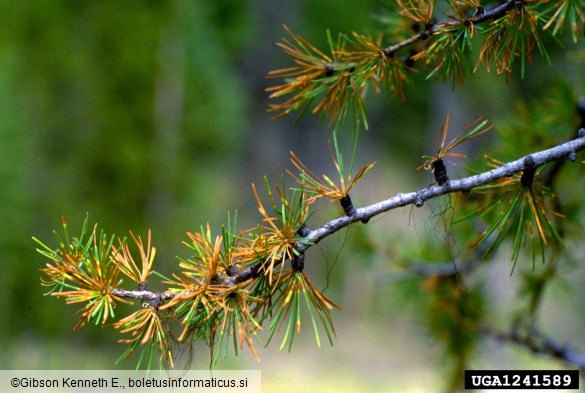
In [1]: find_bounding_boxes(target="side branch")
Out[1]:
[268,0,529,123]
[383,0,518,56]
[479,323,585,371]
[300,131,585,249]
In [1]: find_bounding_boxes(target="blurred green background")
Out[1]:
[1,1,584,392]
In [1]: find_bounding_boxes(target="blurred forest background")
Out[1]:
[1,1,584,392]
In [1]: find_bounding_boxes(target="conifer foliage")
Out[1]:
[36,0,585,389]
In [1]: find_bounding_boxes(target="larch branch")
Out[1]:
[382,0,518,56]
[230,129,585,285]
[479,323,585,371]
[111,129,585,310]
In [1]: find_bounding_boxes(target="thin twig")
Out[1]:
[111,130,585,300]
[383,0,518,56]
[479,323,585,371]
[110,288,176,302]
[231,130,585,285]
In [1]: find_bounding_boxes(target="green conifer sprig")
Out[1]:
[35,218,130,329]
[542,0,585,43]
[268,0,581,128]
[458,157,564,273]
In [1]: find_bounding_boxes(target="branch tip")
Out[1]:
[382,47,394,58]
